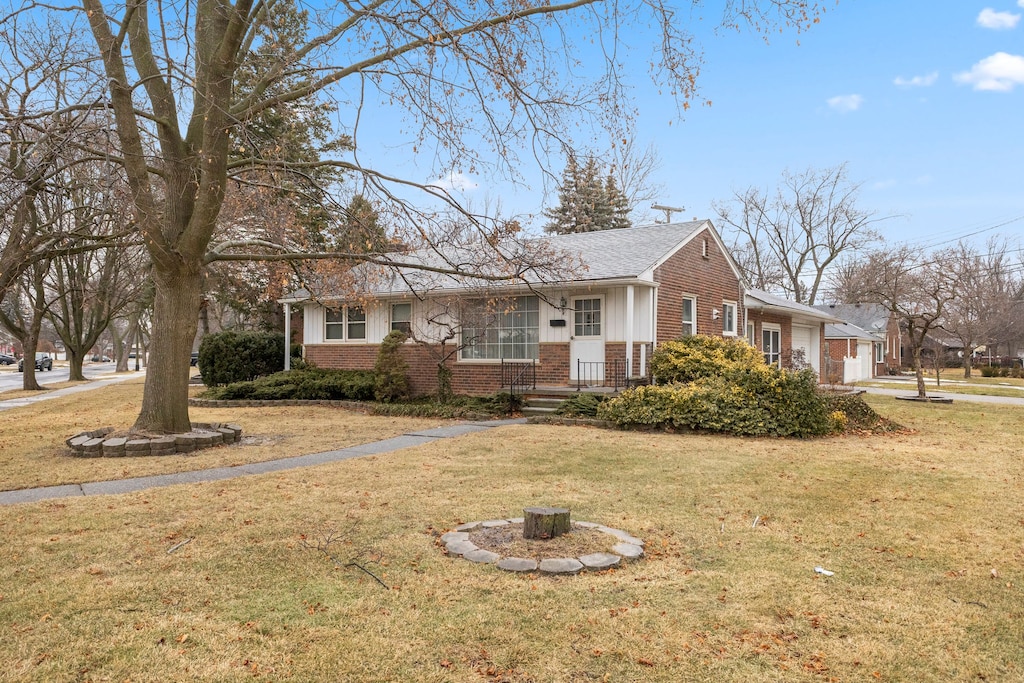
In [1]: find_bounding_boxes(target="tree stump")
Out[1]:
[523,507,571,540]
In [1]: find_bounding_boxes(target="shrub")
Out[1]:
[199,331,285,387]
[598,366,834,437]
[980,366,997,377]
[205,368,376,401]
[555,393,608,418]
[373,331,410,403]
[650,335,766,385]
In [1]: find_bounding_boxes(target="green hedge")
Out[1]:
[199,331,285,387]
[205,368,376,401]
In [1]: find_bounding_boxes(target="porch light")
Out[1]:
[712,308,720,320]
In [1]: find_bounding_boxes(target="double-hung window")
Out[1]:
[325,306,366,341]
[391,303,412,335]
[681,297,696,336]
[722,301,737,336]
[875,342,884,364]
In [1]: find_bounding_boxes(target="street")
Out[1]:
[0,361,135,392]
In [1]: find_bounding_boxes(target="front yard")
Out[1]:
[0,386,1021,681]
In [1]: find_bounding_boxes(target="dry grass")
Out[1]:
[0,381,450,491]
[0,380,92,400]
[0,394,1021,681]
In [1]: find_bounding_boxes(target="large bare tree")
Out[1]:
[849,246,957,399]
[941,239,1021,377]
[8,0,826,433]
[714,163,887,305]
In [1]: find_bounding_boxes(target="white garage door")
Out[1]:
[791,325,813,370]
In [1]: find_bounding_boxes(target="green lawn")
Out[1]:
[1,391,1021,681]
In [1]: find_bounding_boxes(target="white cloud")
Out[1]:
[977,8,1020,29]
[893,71,939,87]
[430,171,479,193]
[870,179,898,191]
[954,52,1024,91]
[827,94,863,112]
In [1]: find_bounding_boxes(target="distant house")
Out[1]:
[744,289,842,377]
[814,303,902,380]
[280,221,840,396]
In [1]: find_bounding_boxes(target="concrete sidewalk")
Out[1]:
[860,383,1024,406]
[0,418,526,506]
[0,371,144,412]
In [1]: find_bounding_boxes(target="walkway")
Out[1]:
[0,418,526,506]
[860,380,1024,406]
[0,371,143,412]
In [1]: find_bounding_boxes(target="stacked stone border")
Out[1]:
[65,422,243,457]
[441,518,644,575]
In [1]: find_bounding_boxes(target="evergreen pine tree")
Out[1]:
[544,156,633,234]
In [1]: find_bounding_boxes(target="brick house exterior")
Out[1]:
[282,221,838,396]
[814,303,902,380]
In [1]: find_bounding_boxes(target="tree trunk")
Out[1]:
[912,347,926,399]
[20,324,41,391]
[67,347,85,382]
[963,354,972,379]
[131,264,202,434]
[523,507,571,540]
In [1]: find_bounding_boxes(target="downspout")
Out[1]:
[625,285,634,378]
[284,303,291,371]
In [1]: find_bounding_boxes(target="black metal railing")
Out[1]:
[501,359,536,396]
[576,358,627,391]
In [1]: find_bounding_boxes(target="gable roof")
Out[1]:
[543,220,719,282]
[282,220,733,300]
[745,289,844,324]
[813,303,891,334]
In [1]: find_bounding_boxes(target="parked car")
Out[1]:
[190,352,199,367]
[0,353,14,365]
[19,352,53,372]
[90,354,112,362]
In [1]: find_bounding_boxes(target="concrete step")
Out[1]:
[523,397,564,410]
[521,405,559,417]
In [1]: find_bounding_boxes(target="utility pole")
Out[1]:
[652,204,685,223]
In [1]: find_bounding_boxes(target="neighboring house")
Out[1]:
[814,303,901,377]
[744,289,842,378]
[280,221,838,396]
[822,321,883,384]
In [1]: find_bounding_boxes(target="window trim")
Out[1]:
[681,295,697,336]
[875,341,884,364]
[324,305,366,342]
[459,295,540,362]
[572,296,603,339]
[762,323,782,368]
[390,302,412,335]
[721,301,738,336]
[746,321,756,347]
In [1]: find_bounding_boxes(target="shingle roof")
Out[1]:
[282,221,713,300]
[813,303,891,333]
[824,322,881,340]
[540,220,707,281]
[745,289,844,323]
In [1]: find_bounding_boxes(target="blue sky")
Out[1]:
[355,1,1024,249]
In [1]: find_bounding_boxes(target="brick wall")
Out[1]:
[304,341,571,396]
[654,228,743,343]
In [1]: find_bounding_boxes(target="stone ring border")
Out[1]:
[65,422,243,457]
[441,517,645,575]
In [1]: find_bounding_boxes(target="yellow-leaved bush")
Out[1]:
[598,335,837,437]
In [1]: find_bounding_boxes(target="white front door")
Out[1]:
[570,297,605,382]
[858,341,874,380]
